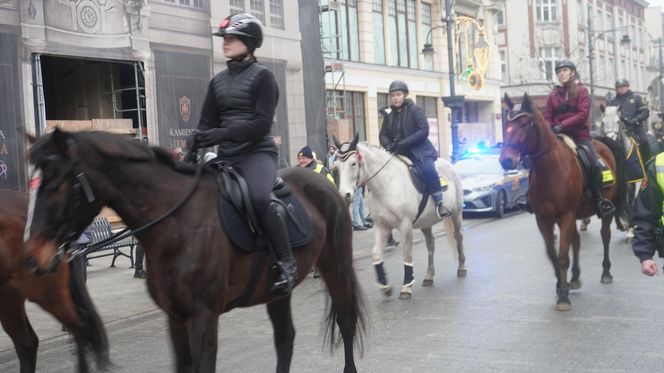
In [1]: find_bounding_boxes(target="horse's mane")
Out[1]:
[30,131,197,174]
[530,102,548,128]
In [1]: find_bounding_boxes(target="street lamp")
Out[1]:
[421,0,464,162]
[586,3,631,130]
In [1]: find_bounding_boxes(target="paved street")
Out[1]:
[2,210,664,372]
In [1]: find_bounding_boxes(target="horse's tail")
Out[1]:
[68,256,111,370]
[321,189,367,354]
[596,136,629,223]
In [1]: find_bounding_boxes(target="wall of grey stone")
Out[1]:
[0,27,25,191]
[298,0,327,166]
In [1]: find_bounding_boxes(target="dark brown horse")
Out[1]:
[499,94,627,311]
[0,190,109,372]
[22,129,366,373]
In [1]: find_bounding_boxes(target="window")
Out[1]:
[536,0,557,22]
[154,0,206,9]
[576,0,583,25]
[538,47,561,80]
[377,93,389,127]
[326,90,366,141]
[495,9,505,26]
[228,0,285,29]
[596,10,604,37]
[499,50,507,82]
[421,2,433,70]
[416,96,438,118]
[388,0,418,68]
[373,0,385,64]
[321,0,360,61]
[606,12,613,40]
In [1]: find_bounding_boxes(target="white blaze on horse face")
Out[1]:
[336,154,362,201]
[24,168,42,243]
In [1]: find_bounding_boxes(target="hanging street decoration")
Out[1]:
[455,16,491,92]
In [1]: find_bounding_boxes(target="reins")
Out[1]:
[360,152,395,187]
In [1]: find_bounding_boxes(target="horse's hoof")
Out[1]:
[569,280,581,290]
[382,284,393,297]
[555,301,572,311]
[422,279,434,287]
[601,275,613,284]
[399,292,412,300]
[457,268,467,277]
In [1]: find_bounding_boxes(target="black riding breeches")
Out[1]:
[411,157,441,195]
[228,152,278,216]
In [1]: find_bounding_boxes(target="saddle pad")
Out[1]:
[625,139,645,183]
[218,194,313,252]
[599,159,614,188]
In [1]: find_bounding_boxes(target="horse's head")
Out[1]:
[333,133,361,204]
[23,129,108,275]
[600,105,622,139]
[499,93,542,170]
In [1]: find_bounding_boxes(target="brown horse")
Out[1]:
[22,129,366,373]
[499,94,627,311]
[0,190,109,372]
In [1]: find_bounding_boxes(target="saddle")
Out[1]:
[559,135,614,192]
[207,159,313,252]
[395,155,449,220]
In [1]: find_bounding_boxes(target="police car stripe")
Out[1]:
[24,168,41,244]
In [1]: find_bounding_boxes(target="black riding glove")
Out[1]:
[385,142,397,153]
[195,129,225,148]
[551,124,563,134]
[621,117,636,126]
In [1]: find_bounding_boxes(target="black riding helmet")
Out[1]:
[213,13,263,52]
[615,79,629,88]
[554,59,577,73]
[389,80,409,95]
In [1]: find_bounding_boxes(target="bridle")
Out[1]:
[339,149,394,191]
[28,138,203,272]
[502,112,552,161]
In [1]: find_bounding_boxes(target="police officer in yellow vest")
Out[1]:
[633,152,664,276]
[297,145,335,186]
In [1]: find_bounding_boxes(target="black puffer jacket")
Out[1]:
[379,99,438,160]
[608,90,649,127]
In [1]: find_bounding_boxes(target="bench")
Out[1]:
[85,217,135,267]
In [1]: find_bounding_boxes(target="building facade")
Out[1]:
[0,0,306,191]
[498,0,651,128]
[644,6,664,121]
[320,0,505,159]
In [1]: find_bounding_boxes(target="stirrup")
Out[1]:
[436,201,448,219]
[271,261,296,295]
[597,200,615,218]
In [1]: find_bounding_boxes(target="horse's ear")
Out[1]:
[332,136,342,150]
[52,128,72,158]
[599,103,606,113]
[504,94,514,111]
[350,132,359,150]
[521,93,532,113]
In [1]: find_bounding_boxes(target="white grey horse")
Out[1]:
[334,135,466,299]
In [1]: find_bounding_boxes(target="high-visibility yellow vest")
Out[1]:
[656,153,664,226]
[313,163,335,186]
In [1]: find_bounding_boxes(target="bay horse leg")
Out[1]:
[0,287,38,373]
[266,295,295,373]
[167,315,193,373]
[535,215,560,291]
[600,215,614,284]
[555,215,576,311]
[420,227,435,287]
[187,308,219,373]
[398,224,415,300]
[372,226,392,296]
[569,228,582,290]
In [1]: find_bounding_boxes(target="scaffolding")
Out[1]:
[319,0,346,122]
[109,61,147,140]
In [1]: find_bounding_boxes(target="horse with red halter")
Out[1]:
[0,190,109,372]
[22,129,366,373]
[499,93,627,311]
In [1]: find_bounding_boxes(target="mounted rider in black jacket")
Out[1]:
[609,79,651,161]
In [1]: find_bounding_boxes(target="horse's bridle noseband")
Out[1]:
[503,112,552,160]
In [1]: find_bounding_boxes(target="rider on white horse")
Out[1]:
[379,80,445,218]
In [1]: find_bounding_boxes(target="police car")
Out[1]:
[454,149,529,218]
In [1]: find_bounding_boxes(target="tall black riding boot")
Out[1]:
[593,168,615,219]
[261,203,297,295]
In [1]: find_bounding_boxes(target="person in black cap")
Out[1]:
[379,80,446,218]
[193,13,296,295]
[297,145,335,185]
[609,79,651,160]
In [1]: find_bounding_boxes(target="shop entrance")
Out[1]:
[35,55,146,139]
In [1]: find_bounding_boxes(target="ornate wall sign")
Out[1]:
[179,96,191,122]
[57,0,115,34]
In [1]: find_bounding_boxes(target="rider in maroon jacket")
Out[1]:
[543,59,615,218]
